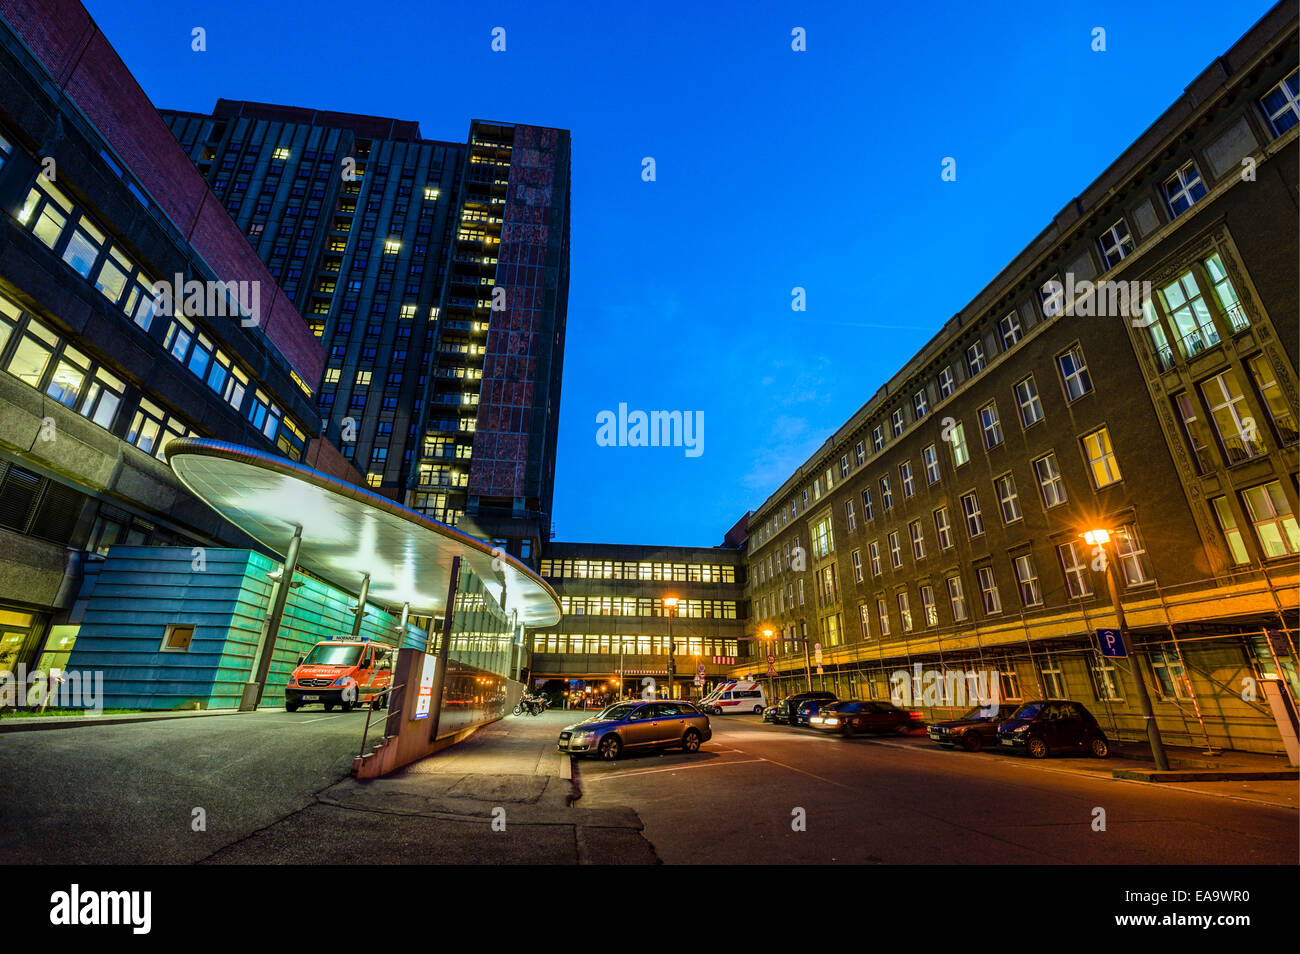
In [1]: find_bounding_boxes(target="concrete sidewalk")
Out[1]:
[202,710,660,864]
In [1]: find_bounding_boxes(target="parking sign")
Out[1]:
[1096,628,1127,658]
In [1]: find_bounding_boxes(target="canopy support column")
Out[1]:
[349,572,371,640]
[242,524,302,711]
[428,556,461,740]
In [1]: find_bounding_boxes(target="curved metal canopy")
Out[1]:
[165,438,561,627]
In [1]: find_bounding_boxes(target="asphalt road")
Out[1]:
[574,715,1299,864]
[0,708,369,864]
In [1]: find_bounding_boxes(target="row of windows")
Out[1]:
[0,296,193,459]
[752,342,1096,553]
[747,73,1300,552]
[758,645,1215,708]
[7,162,306,459]
[759,480,1300,634]
[532,634,740,657]
[540,559,738,584]
[559,596,739,619]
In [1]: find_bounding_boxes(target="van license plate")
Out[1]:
[303,695,320,701]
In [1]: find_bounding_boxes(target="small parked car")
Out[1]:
[997,700,1109,759]
[557,700,712,761]
[927,703,1021,752]
[769,691,837,726]
[810,700,926,736]
[795,696,839,726]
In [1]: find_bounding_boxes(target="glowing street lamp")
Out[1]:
[1083,527,1169,770]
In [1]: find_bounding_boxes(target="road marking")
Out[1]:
[296,715,347,724]
[587,758,765,782]
[559,754,572,780]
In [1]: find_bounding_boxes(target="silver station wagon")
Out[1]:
[557,700,712,760]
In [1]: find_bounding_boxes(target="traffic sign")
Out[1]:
[1096,628,1127,657]
[767,665,777,677]
[697,664,706,675]
[766,654,776,665]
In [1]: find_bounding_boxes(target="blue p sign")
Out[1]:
[1096,628,1127,657]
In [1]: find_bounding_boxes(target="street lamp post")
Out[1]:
[762,628,775,702]
[663,596,679,700]
[1085,529,1169,771]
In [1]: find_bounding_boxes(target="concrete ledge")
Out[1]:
[1112,768,1299,782]
[0,708,246,732]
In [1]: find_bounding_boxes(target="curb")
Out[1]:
[0,709,249,733]
[1112,768,1299,783]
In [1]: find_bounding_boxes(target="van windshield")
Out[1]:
[302,644,363,667]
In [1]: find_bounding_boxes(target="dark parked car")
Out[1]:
[997,700,1109,759]
[768,691,837,725]
[795,696,839,726]
[809,700,926,736]
[928,703,1021,752]
[557,700,712,760]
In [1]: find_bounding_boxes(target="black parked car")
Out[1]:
[928,703,1021,752]
[997,700,1110,759]
[809,700,926,736]
[768,691,837,726]
[795,696,839,726]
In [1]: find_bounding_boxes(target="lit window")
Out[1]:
[1241,482,1300,558]
[384,239,401,254]
[1211,496,1250,565]
[356,370,372,387]
[877,598,891,637]
[1247,354,1298,446]
[948,421,969,468]
[1200,369,1265,463]
[273,147,290,160]
[324,368,341,384]
[1204,253,1249,334]
[1160,269,1220,359]
[1082,427,1123,489]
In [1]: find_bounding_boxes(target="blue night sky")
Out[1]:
[86,0,1275,547]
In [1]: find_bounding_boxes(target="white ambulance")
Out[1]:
[702,680,768,715]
